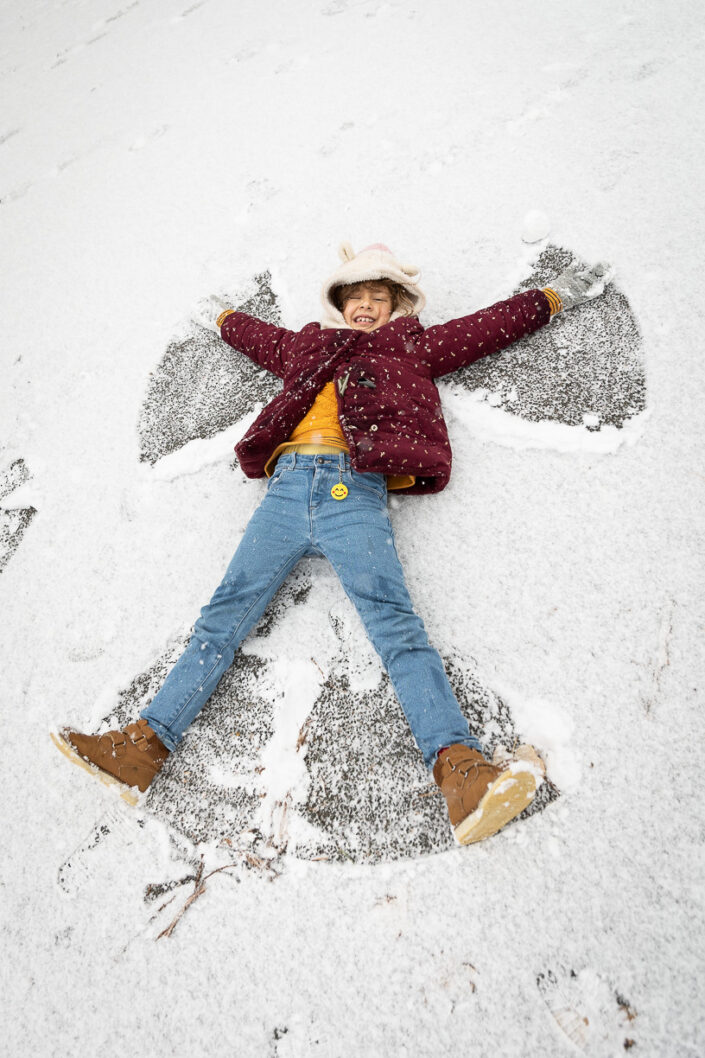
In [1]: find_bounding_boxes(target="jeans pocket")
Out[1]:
[350,469,387,499]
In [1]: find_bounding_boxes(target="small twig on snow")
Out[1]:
[310,656,325,678]
[645,599,675,713]
[156,857,242,940]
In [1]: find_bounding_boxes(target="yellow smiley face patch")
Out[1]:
[330,482,349,501]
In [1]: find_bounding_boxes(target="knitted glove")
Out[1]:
[543,262,614,313]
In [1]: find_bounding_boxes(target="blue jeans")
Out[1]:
[141,451,481,769]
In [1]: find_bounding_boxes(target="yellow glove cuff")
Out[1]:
[541,288,563,316]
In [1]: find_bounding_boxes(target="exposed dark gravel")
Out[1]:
[452,244,645,429]
[0,458,37,574]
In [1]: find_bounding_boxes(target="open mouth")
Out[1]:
[354,316,375,324]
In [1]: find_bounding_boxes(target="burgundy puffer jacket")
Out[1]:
[221,290,550,495]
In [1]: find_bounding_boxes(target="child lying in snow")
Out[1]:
[62,243,610,845]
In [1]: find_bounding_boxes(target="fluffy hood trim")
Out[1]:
[320,242,426,329]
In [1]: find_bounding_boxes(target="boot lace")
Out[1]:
[446,751,496,781]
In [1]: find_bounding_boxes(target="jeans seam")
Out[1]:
[166,544,310,733]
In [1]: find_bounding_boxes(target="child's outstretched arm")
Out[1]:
[420,289,551,379]
[215,307,297,380]
[421,262,612,379]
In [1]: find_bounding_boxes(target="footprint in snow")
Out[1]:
[537,965,639,1054]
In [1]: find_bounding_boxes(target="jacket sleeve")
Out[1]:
[419,290,551,379]
[218,310,297,380]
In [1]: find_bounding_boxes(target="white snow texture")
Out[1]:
[1,1,704,1056]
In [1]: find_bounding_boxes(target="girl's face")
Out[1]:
[342,283,394,332]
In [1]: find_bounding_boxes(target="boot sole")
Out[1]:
[50,731,139,806]
[453,763,540,845]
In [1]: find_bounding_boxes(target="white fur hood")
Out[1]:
[320,242,426,329]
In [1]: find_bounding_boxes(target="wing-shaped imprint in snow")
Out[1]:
[108,569,314,846]
[448,244,647,451]
[89,564,557,864]
[138,251,646,471]
[293,609,558,863]
[0,458,37,573]
[138,271,283,466]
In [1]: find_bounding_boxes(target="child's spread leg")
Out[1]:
[140,465,313,750]
[315,461,482,770]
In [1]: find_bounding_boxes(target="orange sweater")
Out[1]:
[264,382,416,490]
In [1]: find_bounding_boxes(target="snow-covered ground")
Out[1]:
[2,0,704,1054]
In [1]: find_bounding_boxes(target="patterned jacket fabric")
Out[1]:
[221,289,550,495]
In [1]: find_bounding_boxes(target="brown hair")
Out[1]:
[332,279,418,318]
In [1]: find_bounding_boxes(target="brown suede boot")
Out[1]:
[433,744,545,845]
[60,719,170,794]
